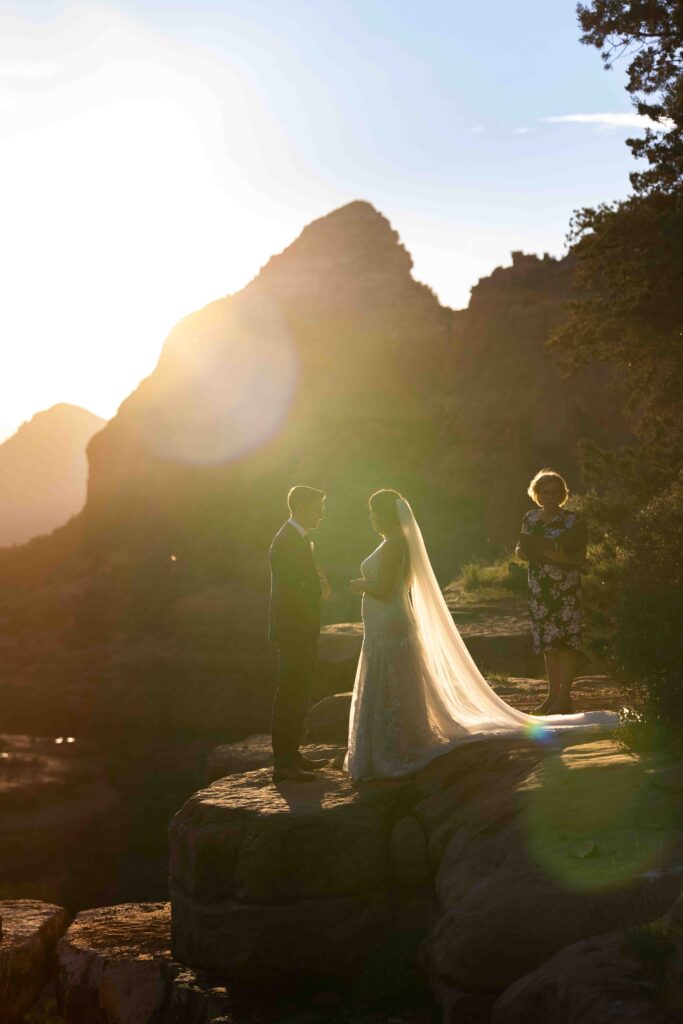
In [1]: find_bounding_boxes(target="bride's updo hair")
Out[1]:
[369,489,404,530]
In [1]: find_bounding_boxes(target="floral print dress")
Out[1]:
[520,508,586,654]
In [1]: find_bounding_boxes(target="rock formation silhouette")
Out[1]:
[0,404,105,546]
[0,201,632,744]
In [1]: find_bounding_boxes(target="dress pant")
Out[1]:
[272,633,319,768]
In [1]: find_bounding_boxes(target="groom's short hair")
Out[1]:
[288,486,325,515]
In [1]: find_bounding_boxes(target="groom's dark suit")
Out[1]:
[269,521,322,768]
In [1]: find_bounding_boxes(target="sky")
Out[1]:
[0,0,650,440]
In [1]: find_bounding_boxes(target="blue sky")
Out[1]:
[0,0,647,434]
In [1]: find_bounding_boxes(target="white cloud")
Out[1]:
[542,112,674,131]
[0,61,57,79]
[470,124,485,135]
[0,93,21,111]
[514,126,531,135]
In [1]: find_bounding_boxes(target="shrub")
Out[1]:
[23,998,67,1024]
[580,538,629,660]
[615,479,683,753]
[459,557,526,594]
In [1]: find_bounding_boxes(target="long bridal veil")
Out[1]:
[395,497,616,737]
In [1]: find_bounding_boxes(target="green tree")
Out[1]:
[550,4,683,744]
[616,478,683,750]
[549,3,683,529]
[578,0,683,193]
[550,190,683,466]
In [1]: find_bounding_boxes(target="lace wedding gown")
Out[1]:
[344,500,618,783]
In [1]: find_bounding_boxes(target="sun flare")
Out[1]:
[0,9,295,433]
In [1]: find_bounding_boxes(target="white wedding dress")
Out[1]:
[344,499,617,782]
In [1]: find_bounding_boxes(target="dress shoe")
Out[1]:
[297,753,329,770]
[272,765,317,783]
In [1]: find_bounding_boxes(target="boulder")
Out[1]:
[489,890,683,1023]
[170,768,407,906]
[172,729,683,1000]
[205,734,344,783]
[57,903,173,1024]
[306,693,353,744]
[490,929,678,1023]
[0,899,69,1023]
[390,816,430,886]
[432,980,495,1024]
[169,766,414,980]
[419,739,683,992]
[171,883,394,984]
[56,902,251,1024]
[0,734,122,911]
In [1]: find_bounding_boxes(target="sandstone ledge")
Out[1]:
[56,900,442,1023]
[425,739,683,992]
[205,736,345,783]
[0,899,69,1023]
[170,882,393,982]
[169,766,415,981]
[170,767,411,905]
[491,923,681,1023]
[56,901,256,1024]
[170,736,683,993]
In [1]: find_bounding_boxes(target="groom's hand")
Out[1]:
[318,572,332,600]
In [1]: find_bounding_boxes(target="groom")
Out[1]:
[269,486,331,782]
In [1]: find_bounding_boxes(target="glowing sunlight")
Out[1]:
[0,7,295,434]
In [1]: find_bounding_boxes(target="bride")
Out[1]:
[344,489,616,782]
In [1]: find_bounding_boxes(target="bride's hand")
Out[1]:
[349,578,365,595]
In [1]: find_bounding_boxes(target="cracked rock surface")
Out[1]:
[0,899,68,1023]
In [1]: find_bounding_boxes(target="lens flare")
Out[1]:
[524,720,547,742]
[135,290,298,465]
[522,741,679,892]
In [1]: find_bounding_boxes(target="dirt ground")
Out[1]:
[490,674,629,716]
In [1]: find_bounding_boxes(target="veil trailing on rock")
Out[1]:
[394,497,615,736]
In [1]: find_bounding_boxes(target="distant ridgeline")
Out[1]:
[0,202,631,742]
[84,203,628,564]
[0,404,105,547]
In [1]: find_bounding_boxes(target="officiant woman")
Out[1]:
[515,469,588,716]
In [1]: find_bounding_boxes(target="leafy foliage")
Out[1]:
[22,998,67,1024]
[622,919,683,1013]
[575,439,678,540]
[459,557,527,594]
[613,478,683,751]
[578,0,683,193]
[542,6,683,750]
[550,190,683,456]
[566,8,683,525]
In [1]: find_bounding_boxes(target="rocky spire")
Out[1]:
[251,200,415,300]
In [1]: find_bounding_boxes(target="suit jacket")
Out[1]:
[268,522,322,644]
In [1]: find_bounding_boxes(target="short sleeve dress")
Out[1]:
[520,508,586,655]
